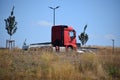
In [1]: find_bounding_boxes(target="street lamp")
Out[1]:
[49,6,60,26]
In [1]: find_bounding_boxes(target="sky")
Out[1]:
[0,0,120,48]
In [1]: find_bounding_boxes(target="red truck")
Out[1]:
[24,25,78,51]
[52,25,77,51]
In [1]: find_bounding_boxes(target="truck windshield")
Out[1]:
[69,31,75,38]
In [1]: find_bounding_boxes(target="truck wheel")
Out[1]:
[67,47,73,52]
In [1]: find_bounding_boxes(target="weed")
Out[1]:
[0,47,120,80]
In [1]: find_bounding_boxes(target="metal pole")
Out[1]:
[53,9,55,26]
[112,39,114,54]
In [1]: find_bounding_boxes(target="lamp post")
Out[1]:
[49,6,60,26]
[112,39,114,54]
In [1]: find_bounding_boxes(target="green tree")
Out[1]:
[78,24,89,45]
[4,6,17,40]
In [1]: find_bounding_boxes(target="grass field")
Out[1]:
[0,47,120,80]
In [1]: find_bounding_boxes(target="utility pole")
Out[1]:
[49,6,60,26]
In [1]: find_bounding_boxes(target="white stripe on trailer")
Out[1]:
[29,44,52,48]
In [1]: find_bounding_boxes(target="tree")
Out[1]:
[78,32,88,45]
[4,6,17,40]
[78,24,89,45]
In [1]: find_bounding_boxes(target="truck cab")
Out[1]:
[52,25,77,51]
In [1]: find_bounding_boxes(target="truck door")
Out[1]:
[68,30,77,49]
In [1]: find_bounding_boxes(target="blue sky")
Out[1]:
[0,0,120,48]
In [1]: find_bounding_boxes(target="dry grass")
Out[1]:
[0,47,120,80]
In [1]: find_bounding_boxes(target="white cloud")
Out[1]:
[89,34,101,39]
[37,20,52,27]
[89,34,116,40]
[104,34,115,40]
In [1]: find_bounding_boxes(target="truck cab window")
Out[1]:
[69,31,75,38]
